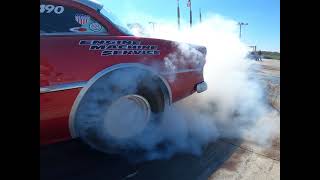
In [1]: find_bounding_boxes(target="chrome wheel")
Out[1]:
[102,94,151,139]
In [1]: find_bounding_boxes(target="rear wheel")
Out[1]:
[73,68,167,154]
[103,94,151,140]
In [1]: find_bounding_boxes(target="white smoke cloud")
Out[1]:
[128,14,278,156]
[76,9,279,161]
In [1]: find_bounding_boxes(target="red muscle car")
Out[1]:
[40,0,207,152]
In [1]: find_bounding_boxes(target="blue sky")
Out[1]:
[100,0,279,52]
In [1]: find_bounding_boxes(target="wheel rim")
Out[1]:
[102,94,151,139]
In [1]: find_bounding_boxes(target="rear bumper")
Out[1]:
[196,81,208,93]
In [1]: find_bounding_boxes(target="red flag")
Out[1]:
[187,0,191,7]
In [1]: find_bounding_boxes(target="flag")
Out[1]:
[75,14,90,25]
[187,0,191,7]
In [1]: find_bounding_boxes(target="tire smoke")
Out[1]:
[123,14,279,160]
[77,11,279,161]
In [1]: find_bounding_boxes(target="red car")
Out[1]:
[40,0,207,151]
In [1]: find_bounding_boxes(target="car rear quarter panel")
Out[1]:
[40,35,205,144]
[40,89,80,144]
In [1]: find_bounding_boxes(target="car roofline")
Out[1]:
[71,0,131,36]
[72,0,103,11]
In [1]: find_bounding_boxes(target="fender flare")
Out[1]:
[68,63,172,138]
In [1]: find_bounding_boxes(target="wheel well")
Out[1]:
[69,63,172,138]
[104,66,171,107]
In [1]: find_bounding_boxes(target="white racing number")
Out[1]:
[40,4,64,14]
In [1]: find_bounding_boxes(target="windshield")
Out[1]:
[100,8,133,35]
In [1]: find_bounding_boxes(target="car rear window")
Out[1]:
[40,2,107,34]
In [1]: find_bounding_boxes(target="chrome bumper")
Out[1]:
[196,81,208,93]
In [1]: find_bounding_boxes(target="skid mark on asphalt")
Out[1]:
[40,138,240,180]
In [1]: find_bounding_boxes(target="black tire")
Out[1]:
[73,68,167,154]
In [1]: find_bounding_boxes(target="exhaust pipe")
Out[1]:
[196,81,207,93]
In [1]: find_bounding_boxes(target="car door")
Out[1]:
[40,1,111,144]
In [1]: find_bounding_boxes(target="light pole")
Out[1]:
[187,0,192,28]
[199,8,202,23]
[149,22,156,31]
[238,22,248,39]
[177,0,180,30]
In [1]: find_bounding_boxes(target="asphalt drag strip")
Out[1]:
[40,138,242,180]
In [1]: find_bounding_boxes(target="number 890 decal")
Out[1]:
[40,4,64,14]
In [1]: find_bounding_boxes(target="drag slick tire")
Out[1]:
[73,68,168,154]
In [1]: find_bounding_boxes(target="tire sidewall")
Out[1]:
[74,68,166,153]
